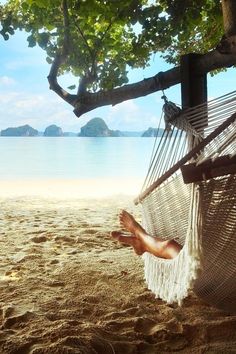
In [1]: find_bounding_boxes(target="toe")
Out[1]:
[111,231,121,239]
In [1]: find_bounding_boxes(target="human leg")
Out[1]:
[111,210,182,259]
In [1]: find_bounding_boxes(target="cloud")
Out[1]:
[0,89,81,132]
[109,100,140,123]
[0,84,165,133]
[106,98,162,131]
[0,76,16,86]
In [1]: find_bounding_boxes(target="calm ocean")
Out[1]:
[0,137,155,180]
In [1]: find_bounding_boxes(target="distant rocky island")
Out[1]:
[0,118,164,137]
[0,124,75,137]
[141,127,163,137]
[78,118,122,137]
[1,124,38,137]
[44,124,63,137]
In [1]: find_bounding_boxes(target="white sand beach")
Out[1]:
[0,180,236,353]
[0,178,144,199]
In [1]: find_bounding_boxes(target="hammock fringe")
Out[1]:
[137,91,236,313]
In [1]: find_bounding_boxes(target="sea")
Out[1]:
[0,137,155,180]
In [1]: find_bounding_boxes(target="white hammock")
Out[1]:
[135,91,236,313]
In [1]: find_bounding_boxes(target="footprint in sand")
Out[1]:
[84,229,99,235]
[79,222,90,228]
[89,331,135,354]
[134,316,187,350]
[45,220,55,225]
[134,317,167,336]
[54,235,75,243]
[1,305,36,329]
[104,306,142,321]
[50,259,60,265]
[46,280,65,287]
[2,304,15,318]
[31,235,48,243]
[2,269,21,282]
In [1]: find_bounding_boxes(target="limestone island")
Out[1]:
[44,124,63,137]
[78,118,122,137]
[1,124,38,137]
[142,127,164,137]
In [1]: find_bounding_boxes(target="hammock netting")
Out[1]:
[135,91,236,313]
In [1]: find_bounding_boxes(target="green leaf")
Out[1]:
[46,56,52,64]
[3,33,9,40]
[0,0,225,91]
[27,34,36,47]
[37,32,50,48]
[67,85,76,90]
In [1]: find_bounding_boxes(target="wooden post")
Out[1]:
[180,53,208,146]
[181,53,207,110]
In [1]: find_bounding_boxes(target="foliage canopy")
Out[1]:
[1,0,223,93]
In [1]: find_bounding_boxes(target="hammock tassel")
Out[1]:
[137,91,236,313]
[142,184,202,306]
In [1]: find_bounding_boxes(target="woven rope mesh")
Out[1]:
[140,91,236,197]
[142,174,190,246]
[194,175,236,313]
[138,91,236,312]
[196,120,236,164]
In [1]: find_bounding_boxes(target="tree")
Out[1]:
[1,0,236,117]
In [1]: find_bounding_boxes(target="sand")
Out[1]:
[0,182,236,353]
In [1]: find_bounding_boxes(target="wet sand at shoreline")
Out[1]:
[0,182,236,353]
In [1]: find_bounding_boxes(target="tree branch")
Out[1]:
[47,15,236,119]
[47,0,77,105]
[73,46,236,117]
[72,19,95,63]
[73,67,180,117]
[71,18,97,94]
[75,6,127,94]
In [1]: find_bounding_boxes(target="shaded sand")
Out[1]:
[0,195,236,353]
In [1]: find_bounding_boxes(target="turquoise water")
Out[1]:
[0,137,155,180]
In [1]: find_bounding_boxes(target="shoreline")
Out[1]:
[0,177,143,199]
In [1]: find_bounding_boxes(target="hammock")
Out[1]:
[135,91,236,313]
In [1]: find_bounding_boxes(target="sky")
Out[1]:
[1,25,236,133]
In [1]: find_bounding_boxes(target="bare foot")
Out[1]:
[112,210,182,259]
[111,231,145,255]
[119,210,147,237]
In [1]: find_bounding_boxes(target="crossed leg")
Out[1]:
[111,210,182,259]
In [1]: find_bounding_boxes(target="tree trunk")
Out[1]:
[222,0,236,36]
